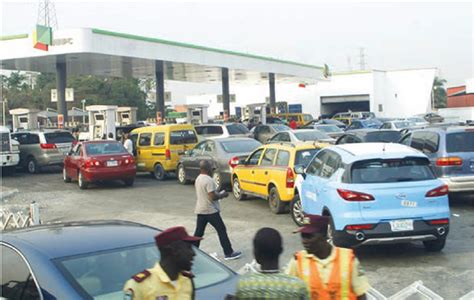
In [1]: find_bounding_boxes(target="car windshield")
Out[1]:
[303,114,313,121]
[446,131,474,153]
[323,119,344,126]
[315,125,342,133]
[272,125,291,132]
[393,121,413,129]
[408,117,425,123]
[220,139,261,153]
[295,149,320,167]
[362,119,382,128]
[170,130,198,144]
[55,243,232,299]
[351,157,435,183]
[85,142,127,155]
[226,124,250,135]
[294,131,330,141]
[45,132,75,143]
[365,131,402,142]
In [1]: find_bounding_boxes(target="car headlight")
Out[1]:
[11,143,20,152]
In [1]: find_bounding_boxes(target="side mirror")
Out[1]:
[184,150,191,156]
[294,164,305,175]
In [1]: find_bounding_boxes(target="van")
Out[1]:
[130,124,198,180]
[270,113,313,128]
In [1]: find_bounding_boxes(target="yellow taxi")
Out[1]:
[271,113,313,128]
[130,124,198,180]
[231,142,328,214]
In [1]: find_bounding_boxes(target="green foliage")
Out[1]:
[432,77,447,109]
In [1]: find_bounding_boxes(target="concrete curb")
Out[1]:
[0,188,19,200]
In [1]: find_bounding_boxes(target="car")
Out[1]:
[63,140,136,189]
[243,116,285,130]
[336,129,402,144]
[0,220,238,300]
[252,124,291,144]
[0,125,20,175]
[11,130,75,174]
[303,124,345,139]
[267,129,335,144]
[297,143,450,251]
[130,124,198,180]
[405,117,429,127]
[270,113,313,128]
[303,119,347,130]
[177,137,261,190]
[115,124,146,142]
[194,123,251,140]
[379,120,415,130]
[417,113,444,124]
[399,126,474,194]
[231,142,327,214]
[345,119,383,131]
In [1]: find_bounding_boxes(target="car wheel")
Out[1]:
[212,171,222,191]
[153,164,165,181]
[423,237,446,252]
[290,194,304,226]
[63,167,71,183]
[123,178,134,187]
[268,186,286,214]
[177,164,190,185]
[78,172,88,190]
[232,177,246,201]
[26,157,40,174]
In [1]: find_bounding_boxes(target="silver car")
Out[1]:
[11,130,75,173]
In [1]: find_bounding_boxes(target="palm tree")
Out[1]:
[432,77,447,109]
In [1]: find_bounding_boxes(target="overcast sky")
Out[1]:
[1,0,473,85]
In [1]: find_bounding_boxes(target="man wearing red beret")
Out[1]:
[123,226,201,300]
[286,215,370,300]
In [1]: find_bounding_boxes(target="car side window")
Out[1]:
[269,133,282,142]
[260,148,277,166]
[28,134,40,144]
[410,132,425,151]
[423,132,439,153]
[275,150,290,166]
[247,149,264,165]
[73,144,82,156]
[400,133,412,146]
[153,133,165,146]
[259,126,271,134]
[306,151,328,176]
[12,133,28,144]
[192,142,207,156]
[0,245,40,299]
[138,133,152,146]
[381,123,391,129]
[320,151,341,179]
[204,141,215,154]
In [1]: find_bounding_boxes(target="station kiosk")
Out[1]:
[86,105,118,140]
[186,104,209,125]
[116,107,137,126]
[9,108,40,131]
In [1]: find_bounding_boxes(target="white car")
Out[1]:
[380,120,415,130]
[267,129,335,144]
[194,123,251,140]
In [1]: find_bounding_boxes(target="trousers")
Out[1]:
[193,212,233,256]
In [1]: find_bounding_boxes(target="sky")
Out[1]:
[1,0,473,86]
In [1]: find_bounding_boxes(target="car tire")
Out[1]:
[423,237,446,252]
[232,177,246,201]
[326,215,336,246]
[78,172,88,190]
[153,164,165,181]
[290,194,305,226]
[268,186,286,214]
[177,164,190,185]
[26,157,40,174]
[63,167,71,183]
[212,170,222,191]
[123,178,134,187]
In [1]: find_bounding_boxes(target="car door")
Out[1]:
[66,143,82,179]
[195,141,216,172]
[239,148,264,192]
[301,150,330,214]
[258,126,272,143]
[136,132,152,171]
[255,147,277,196]
[185,141,206,179]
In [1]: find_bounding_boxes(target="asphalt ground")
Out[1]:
[1,167,474,298]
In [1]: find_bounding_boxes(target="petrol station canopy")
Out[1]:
[0,28,325,84]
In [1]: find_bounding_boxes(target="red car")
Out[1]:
[63,141,136,189]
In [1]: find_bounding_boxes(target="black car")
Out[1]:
[177,137,261,189]
[336,129,402,144]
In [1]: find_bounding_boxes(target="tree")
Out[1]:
[432,77,447,109]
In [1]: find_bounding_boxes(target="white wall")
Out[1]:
[466,78,474,94]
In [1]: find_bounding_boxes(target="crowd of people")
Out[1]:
[121,159,370,300]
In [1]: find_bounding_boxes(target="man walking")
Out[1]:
[193,160,242,260]
[235,227,309,299]
[123,132,134,155]
[286,215,370,300]
[123,226,201,300]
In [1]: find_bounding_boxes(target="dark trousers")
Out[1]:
[194,212,234,256]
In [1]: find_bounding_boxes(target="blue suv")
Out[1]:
[297,143,450,251]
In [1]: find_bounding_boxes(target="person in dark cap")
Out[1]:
[235,227,309,299]
[286,215,370,300]
[123,226,201,300]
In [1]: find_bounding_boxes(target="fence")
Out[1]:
[0,202,41,230]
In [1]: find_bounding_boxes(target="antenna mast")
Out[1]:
[37,0,58,29]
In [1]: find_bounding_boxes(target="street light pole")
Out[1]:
[81,99,86,124]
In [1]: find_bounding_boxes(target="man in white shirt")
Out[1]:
[123,132,134,155]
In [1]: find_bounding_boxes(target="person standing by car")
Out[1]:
[286,215,370,300]
[290,119,298,130]
[123,226,201,300]
[235,227,309,299]
[193,160,242,260]
[123,132,134,155]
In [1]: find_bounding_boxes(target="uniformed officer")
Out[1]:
[123,226,202,300]
[286,215,370,300]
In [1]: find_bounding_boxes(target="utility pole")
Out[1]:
[37,0,58,29]
[358,47,367,71]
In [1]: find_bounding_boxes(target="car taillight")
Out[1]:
[165,149,171,160]
[40,143,56,149]
[124,157,134,165]
[436,157,462,166]
[426,185,448,197]
[84,159,101,168]
[337,189,374,201]
[345,224,374,230]
[228,156,240,169]
[286,167,295,188]
[428,219,449,225]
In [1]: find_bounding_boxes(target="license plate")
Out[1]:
[390,219,413,232]
[106,160,118,167]
[401,200,417,208]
